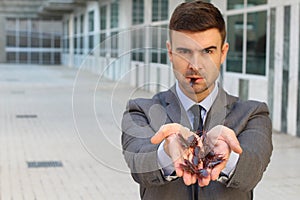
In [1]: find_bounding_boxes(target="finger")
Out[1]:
[191,174,197,184]
[151,123,182,144]
[219,128,242,154]
[210,162,226,180]
[207,125,242,154]
[183,171,193,186]
[198,173,211,187]
[174,160,184,177]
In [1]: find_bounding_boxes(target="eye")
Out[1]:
[177,48,192,54]
[202,49,213,54]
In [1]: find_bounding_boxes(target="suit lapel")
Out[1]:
[164,86,192,129]
[205,86,237,131]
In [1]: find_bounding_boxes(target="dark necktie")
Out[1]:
[190,105,204,136]
[189,104,205,200]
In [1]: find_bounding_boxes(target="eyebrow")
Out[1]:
[175,47,191,52]
[175,46,217,52]
[202,46,217,51]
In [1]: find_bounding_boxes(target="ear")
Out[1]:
[166,40,173,63]
[220,42,229,64]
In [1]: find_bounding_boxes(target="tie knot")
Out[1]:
[190,105,204,117]
[189,105,205,131]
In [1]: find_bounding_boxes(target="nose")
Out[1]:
[188,53,203,71]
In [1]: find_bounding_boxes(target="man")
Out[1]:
[121,1,272,199]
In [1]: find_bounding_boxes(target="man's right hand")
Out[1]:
[151,123,198,185]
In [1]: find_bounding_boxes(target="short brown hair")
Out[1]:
[169,0,226,44]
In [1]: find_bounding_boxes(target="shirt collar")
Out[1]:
[175,81,218,113]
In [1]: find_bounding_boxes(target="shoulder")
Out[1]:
[127,89,174,109]
[233,99,269,114]
[125,90,173,115]
[225,97,271,134]
[221,88,269,114]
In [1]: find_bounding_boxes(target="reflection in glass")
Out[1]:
[152,0,168,22]
[88,11,94,32]
[110,2,119,28]
[100,5,107,30]
[227,0,244,10]
[227,14,243,73]
[132,0,144,25]
[246,11,266,75]
[248,0,267,7]
[131,28,145,62]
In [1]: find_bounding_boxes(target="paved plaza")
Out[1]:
[0,64,299,199]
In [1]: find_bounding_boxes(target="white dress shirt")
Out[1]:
[157,81,239,180]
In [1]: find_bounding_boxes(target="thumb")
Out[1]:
[151,123,188,144]
[219,126,242,154]
[207,125,242,154]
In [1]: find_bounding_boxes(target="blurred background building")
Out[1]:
[0,0,299,137]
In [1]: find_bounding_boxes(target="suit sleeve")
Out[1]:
[225,102,273,192]
[121,99,169,187]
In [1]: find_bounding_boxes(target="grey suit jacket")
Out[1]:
[121,85,273,200]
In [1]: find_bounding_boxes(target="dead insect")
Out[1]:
[178,133,225,179]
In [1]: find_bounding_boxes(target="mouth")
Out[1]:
[187,76,203,87]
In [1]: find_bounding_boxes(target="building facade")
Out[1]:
[59,0,300,137]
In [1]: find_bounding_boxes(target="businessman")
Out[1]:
[122,1,272,199]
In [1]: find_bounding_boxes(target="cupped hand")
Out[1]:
[151,123,196,182]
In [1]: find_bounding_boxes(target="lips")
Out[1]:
[187,76,203,83]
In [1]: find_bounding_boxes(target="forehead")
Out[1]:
[170,29,222,49]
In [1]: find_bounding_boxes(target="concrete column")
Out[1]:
[273,6,284,131]
[0,16,6,63]
[287,3,299,136]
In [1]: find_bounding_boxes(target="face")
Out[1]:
[167,28,229,102]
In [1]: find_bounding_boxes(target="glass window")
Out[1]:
[246,11,266,75]
[110,2,119,28]
[186,0,210,2]
[227,0,244,10]
[80,15,84,33]
[111,31,118,57]
[131,28,145,62]
[54,36,60,48]
[54,53,61,64]
[74,17,77,34]
[80,36,84,54]
[19,52,28,63]
[227,14,243,73]
[247,0,267,7]
[31,32,39,47]
[7,52,16,63]
[100,5,107,30]
[31,52,39,64]
[89,35,94,53]
[150,25,168,64]
[88,11,94,32]
[6,34,16,47]
[19,32,28,47]
[42,53,51,64]
[42,34,52,48]
[132,0,144,25]
[100,33,107,57]
[74,37,77,54]
[152,0,168,22]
